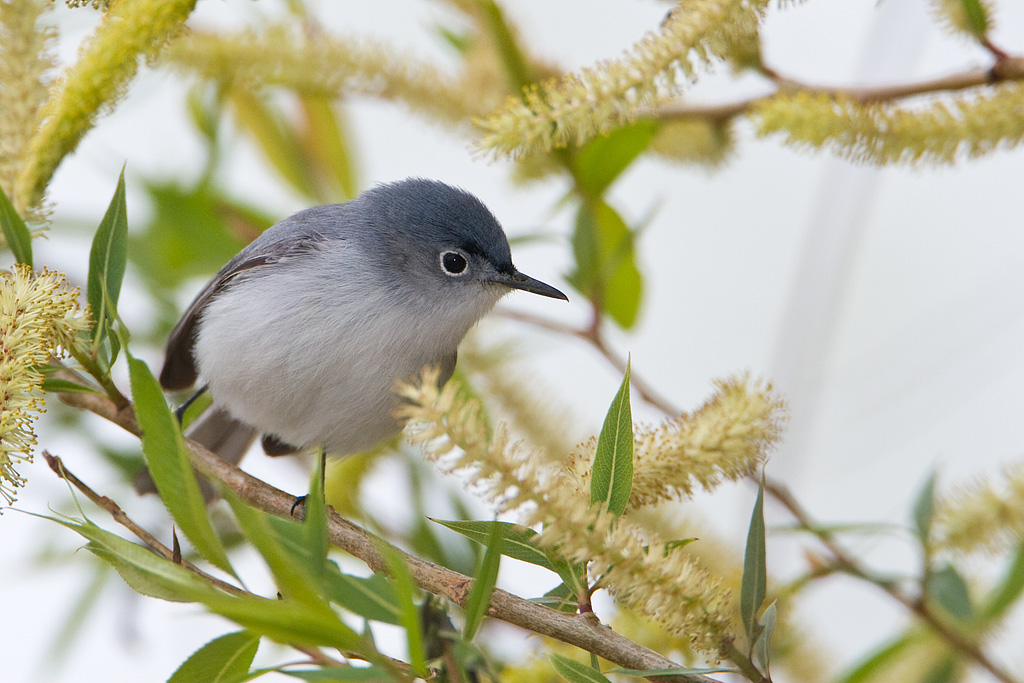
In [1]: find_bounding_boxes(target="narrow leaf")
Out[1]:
[229,89,317,200]
[550,654,612,683]
[302,452,329,581]
[754,600,777,672]
[37,512,216,602]
[433,519,555,571]
[298,95,357,200]
[978,544,1024,623]
[0,183,32,266]
[912,469,937,545]
[197,591,362,652]
[463,521,503,639]
[927,564,974,623]
[378,544,426,676]
[87,168,129,343]
[590,360,633,516]
[283,667,392,682]
[324,571,402,625]
[607,666,736,677]
[574,121,658,197]
[740,473,767,640]
[534,581,578,613]
[223,488,325,608]
[567,201,643,329]
[128,354,235,576]
[958,0,989,36]
[167,631,260,683]
[835,631,920,683]
[41,376,102,396]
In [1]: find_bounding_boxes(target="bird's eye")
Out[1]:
[440,251,469,276]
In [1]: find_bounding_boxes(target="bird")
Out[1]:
[150,178,568,476]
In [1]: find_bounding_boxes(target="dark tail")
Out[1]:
[133,407,258,498]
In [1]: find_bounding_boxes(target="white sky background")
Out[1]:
[5,1,1024,681]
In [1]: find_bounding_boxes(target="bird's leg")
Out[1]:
[290,448,327,518]
[174,384,209,424]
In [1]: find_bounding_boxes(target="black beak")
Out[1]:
[492,269,568,301]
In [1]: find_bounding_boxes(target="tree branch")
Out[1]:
[655,57,1024,123]
[493,312,1019,683]
[57,389,720,683]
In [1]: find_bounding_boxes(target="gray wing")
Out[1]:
[159,253,278,390]
[159,223,330,391]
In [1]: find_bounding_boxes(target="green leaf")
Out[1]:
[923,654,963,683]
[550,654,612,683]
[298,95,357,201]
[302,452,329,581]
[958,0,989,36]
[477,0,536,90]
[40,376,102,396]
[197,591,362,652]
[223,488,324,607]
[378,544,426,676]
[0,182,32,267]
[324,571,402,625]
[433,519,555,571]
[574,121,658,197]
[607,666,736,677]
[130,180,259,291]
[978,544,1024,623]
[927,564,974,623]
[283,667,392,682]
[168,631,260,683]
[37,512,216,603]
[754,600,777,672]
[567,200,643,329]
[740,473,767,641]
[463,521,503,640]
[835,631,919,683]
[127,354,235,577]
[912,470,937,545]
[590,361,633,516]
[88,168,129,344]
[534,581,578,613]
[229,89,318,201]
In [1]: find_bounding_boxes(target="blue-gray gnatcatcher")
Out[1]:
[154,178,567,470]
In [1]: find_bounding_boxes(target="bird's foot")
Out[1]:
[290,494,307,519]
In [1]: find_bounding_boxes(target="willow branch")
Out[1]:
[495,311,1018,683]
[495,308,679,415]
[57,389,718,683]
[655,57,1024,123]
[762,479,1019,683]
[43,450,247,596]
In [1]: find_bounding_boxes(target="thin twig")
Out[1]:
[655,59,1024,123]
[43,451,246,597]
[495,308,680,415]
[762,479,1019,683]
[57,389,719,683]
[493,311,1019,683]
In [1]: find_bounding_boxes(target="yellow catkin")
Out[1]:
[928,0,995,39]
[397,368,736,655]
[0,266,90,505]
[16,0,196,210]
[165,28,492,128]
[0,0,57,225]
[475,0,768,159]
[936,461,1024,554]
[753,84,1024,166]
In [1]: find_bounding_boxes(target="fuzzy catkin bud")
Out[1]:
[398,368,739,654]
[1,266,91,505]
